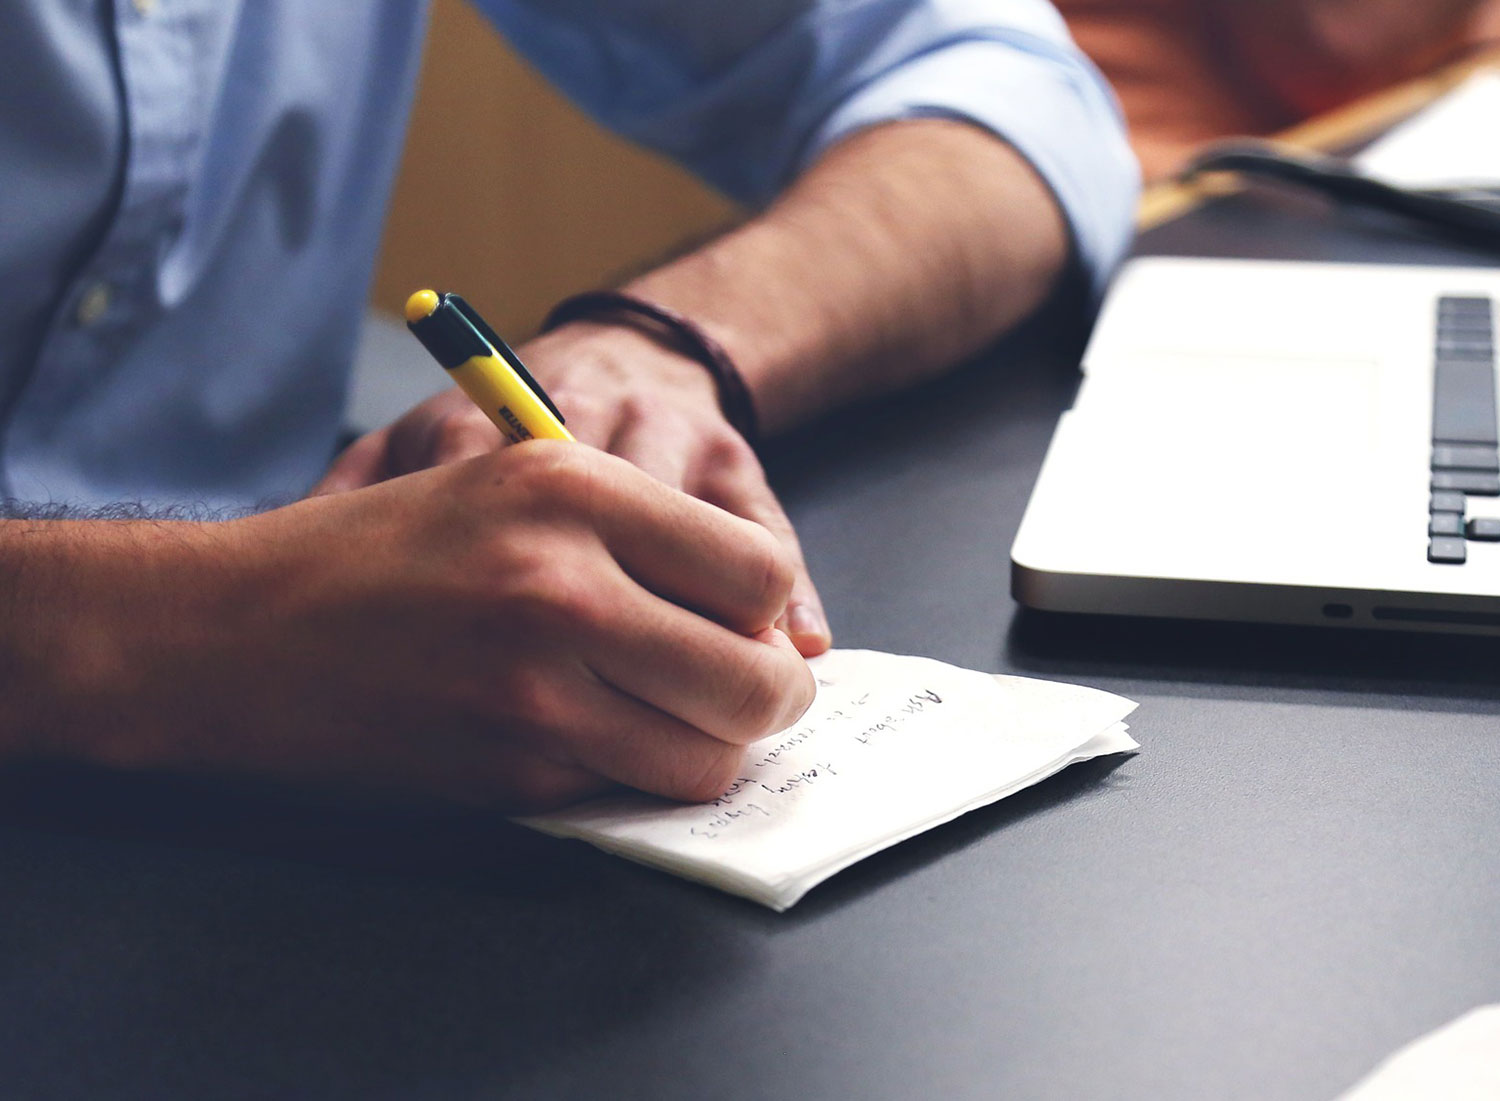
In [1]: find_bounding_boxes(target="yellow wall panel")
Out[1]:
[372,0,738,339]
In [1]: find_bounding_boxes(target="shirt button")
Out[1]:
[75,282,113,328]
[132,0,157,15]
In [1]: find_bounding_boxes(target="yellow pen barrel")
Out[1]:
[450,354,575,444]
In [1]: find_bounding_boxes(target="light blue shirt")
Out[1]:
[0,0,1137,511]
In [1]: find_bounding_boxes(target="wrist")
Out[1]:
[540,291,760,444]
[524,319,725,415]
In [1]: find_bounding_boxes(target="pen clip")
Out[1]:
[446,294,567,425]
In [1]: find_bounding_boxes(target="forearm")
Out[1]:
[3,452,815,810]
[0,518,230,766]
[621,119,1069,434]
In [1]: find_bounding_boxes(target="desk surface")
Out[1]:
[6,192,1500,1101]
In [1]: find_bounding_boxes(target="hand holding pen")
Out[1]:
[317,291,832,656]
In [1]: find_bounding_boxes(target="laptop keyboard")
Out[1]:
[1429,295,1499,564]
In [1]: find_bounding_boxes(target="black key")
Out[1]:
[1430,512,1465,536]
[1439,295,1494,314]
[1432,358,1499,446]
[1437,312,1493,328]
[1432,444,1500,471]
[1433,470,1500,494]
[1436,339,1495,357]
[1467,517,1500,541]
[1431,490,1467,513]
[1439,329,1497,347]
[1436,349,1497,366]
[1438,311,1493,326]
[1429,535,1469,564]
[1438,324,1494,337]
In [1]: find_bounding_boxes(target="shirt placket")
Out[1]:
[8,0,202,477]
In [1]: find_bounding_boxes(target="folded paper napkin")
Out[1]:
[519,649,1138,911]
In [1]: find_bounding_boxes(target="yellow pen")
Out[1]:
[404,289,575,443]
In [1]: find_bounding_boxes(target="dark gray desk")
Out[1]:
[5,191,1500,1100]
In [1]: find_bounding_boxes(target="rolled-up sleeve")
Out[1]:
[477,0,1140,294]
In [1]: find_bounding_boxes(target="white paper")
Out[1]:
[519,649,1138,911]
[1336,1005,1500,1100]
[1356,72,1500,190]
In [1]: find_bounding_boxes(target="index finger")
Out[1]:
[699,452,832,657]
[538,446,797,636]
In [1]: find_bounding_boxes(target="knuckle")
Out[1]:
[705,429,758,471]
[497,553,610,637]
[494,441,603,515]
[553,389,607,426]
[697,435,763,502]
[744,526,796,616]
[490,663,559,731]
[544,572,612,637]
[616,393,662,427]
[496,437,574,480]
[430,411,494,461]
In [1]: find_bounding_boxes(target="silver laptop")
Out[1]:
[1011,256,1500,634]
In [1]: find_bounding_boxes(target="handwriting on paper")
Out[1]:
[517,649,1140,912]
[683,684,947,841]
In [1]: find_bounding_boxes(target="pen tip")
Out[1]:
[405,289,440,324]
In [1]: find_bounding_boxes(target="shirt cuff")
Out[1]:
[804,37,1141,299]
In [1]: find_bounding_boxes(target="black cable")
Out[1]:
[1180,141,1500,253]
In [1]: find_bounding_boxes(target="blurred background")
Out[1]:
[370,0,736,341]
[368,0,1500,350]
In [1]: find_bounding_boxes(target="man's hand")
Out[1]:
[7,444,816,813]
[317,322,832,657]
[321,117,1073,666]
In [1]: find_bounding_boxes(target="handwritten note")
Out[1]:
[519,649,1138,911]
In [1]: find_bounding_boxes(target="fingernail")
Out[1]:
[788,603,830,648]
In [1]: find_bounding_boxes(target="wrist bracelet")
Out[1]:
[540,290,760,446]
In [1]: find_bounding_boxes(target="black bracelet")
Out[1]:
[540,290,760,446]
